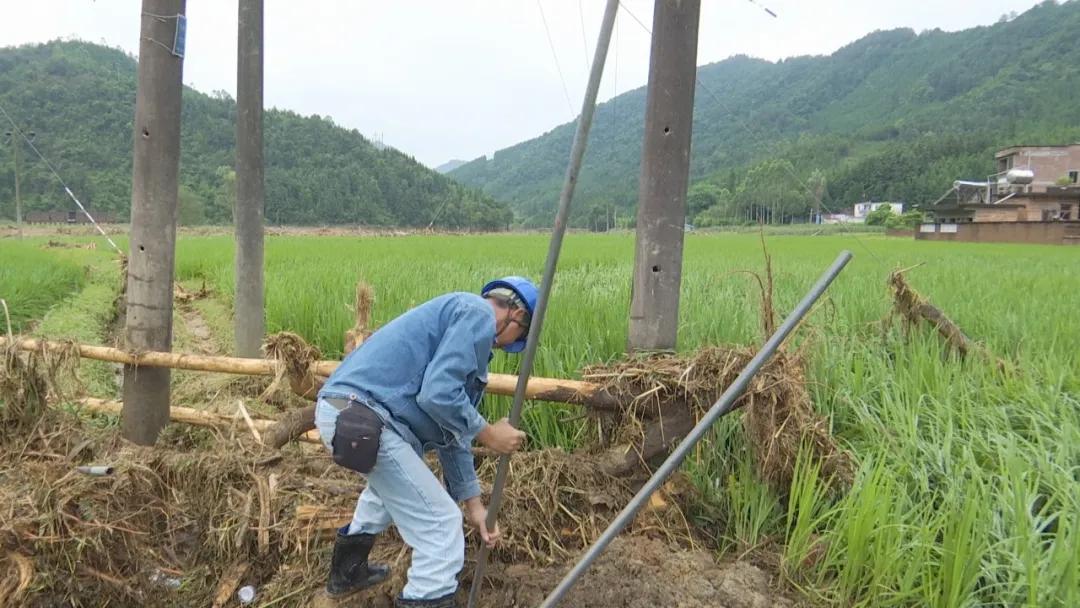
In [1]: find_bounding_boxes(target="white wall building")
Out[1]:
[853,202,904,219]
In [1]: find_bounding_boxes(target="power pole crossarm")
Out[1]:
[122,0,187,445]
[234,0,266,357]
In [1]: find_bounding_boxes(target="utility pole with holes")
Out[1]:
[234,0,265,357]
[11,133,20,239]
[628,0,701,352]
[122,0,187,445]
[4,130,29,239]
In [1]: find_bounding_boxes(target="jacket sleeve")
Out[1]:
[415,298,494,445]
[437,443,481,502]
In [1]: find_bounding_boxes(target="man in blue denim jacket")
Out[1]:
[314,276,536,607]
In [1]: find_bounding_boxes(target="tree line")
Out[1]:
[452,0,1080,228]
[0,41,512,230]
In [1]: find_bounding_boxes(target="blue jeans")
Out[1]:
[315,398,464,600]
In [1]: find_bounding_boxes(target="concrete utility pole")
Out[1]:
[122,0,186,445]
[4,130,27,239]
[234,0,265,357]
[628,0,701,352]
[11,133,20,239]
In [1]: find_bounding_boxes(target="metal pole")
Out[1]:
[538,250,854,608]
[628,0,701,352]
[234,0,266,357]
[465,1,620,606]
[122,0,186,445]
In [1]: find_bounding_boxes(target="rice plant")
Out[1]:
[152,231,1078,606]
[0,240,86,333]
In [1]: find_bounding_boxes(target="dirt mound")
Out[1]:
[584,346,853,492]
[311,538,796,608]
[0,337,78,428]
[474,449,696,564]
[0,407,349,606]
[487,537,796,608]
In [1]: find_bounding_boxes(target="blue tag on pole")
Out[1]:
[172,14,187,58]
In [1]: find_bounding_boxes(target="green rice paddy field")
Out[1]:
[2,231,1078,606]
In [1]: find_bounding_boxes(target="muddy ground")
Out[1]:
[315,536,795,608]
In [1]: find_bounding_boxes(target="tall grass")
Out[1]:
[166,232,1079,606]
[0,240,86,333]
[31,246,125,397]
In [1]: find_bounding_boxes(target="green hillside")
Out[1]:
[451,0,1080,227]
[0,40,511,229]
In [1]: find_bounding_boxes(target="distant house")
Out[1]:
[853,201,903,219]
[822,202,903,224]
[26,209,116,224]
[929,144,1080,223]
[821,213,858,224]
[995,144,1080,191]
[920,144,1080,245]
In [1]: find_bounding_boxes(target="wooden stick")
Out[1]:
[257,403,501,455]
[288,373,322,401]
[77,397,323,444]
[294,504,351,535]
[310,361,620,410]
[236,400,263,445]
[76,397,497,456]
[210,561,250,608]
[602,406,697,476]
[76,565,137,597]
[2,337,278,375]
[263,405,316,449]
[2,337,622,410]
[255,474,271,556]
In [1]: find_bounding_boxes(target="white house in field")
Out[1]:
[853,201,904,219]
[822,201,904,224]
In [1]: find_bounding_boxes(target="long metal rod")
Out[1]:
[538,250,854,608]
[466,1,621,606]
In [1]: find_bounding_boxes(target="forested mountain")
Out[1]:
[434,159,467,174]
[451,0,1080,227]
[0,41,511,229]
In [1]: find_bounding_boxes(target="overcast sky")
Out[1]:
[0,0,1046,167]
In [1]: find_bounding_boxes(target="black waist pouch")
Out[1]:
[332,403,383,474]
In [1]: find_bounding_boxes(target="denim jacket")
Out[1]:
[318,292,494,501]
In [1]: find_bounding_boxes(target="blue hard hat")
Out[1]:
[481,276,538,353]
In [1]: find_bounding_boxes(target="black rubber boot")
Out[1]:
[394,593,458,608]
[326,526,391,598]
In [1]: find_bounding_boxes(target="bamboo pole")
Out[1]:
[302,368,617,410]
[76,397,500,455]
[4,337,277,374]
[294,504,351,535]
[77,397,323,444]
[1,337,621,410]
